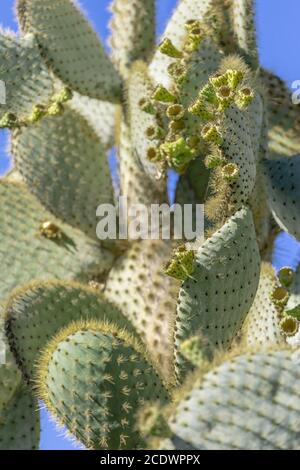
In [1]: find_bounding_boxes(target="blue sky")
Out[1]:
[1,0,300,450]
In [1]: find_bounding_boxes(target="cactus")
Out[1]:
[0,0,300,450]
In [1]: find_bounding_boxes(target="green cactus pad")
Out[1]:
[105,240,180,383]
[219,104,256,208]
[118,118,165,208]
[109,0,155,78]
[17,0,122,102]
[241,263,285,348]
[175,207,260,377]
[0,304,22,413]
[262,155,300,240]
[246,94,264,161]
[37,320,169,450]
[69,92,117,149]
[128,62,164,184]
[0,384,40,450]
[5,281,136,381]
[0,31,53,119]
[261,70,300,156]
[0,181,114,300]
[162,349,300,450]
[12,106,114,239]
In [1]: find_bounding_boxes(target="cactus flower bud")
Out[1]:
[158,38,183,58]
[146,125,165,140]
[166,104,185,120]
[39,221,62,239]
[205,149,226,169]
[235,87,255,109]
[164,245,195,281]
[47,102,64,116]
[226,69,244,89]
[278,267,295,288]
[0,112,19,129]
[147,147,162,162]
[210,72,229,88]
[279,315,299,336]
[27,105,46,124]
[160,137,196,173]
[189,99,215,121]
[201,124,223,145]
[221,163,240,182]
[216,85,235,111]
[199,83,218,105]
[184,26,203,52]
[54,87,73,104]
[167,62,187,84]
[139,98,156,114]
[152,85,177,103]
[271,286,289,308]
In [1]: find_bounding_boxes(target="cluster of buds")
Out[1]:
[0,87,73,130]
[140,21,255,181]
[269,267,300,338]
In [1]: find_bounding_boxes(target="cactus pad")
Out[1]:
[0,384,40,450]
[37,320,169,450]
[175,207,260,377]
[5,281,136,381]
[17,0,122,101]
[162,349,300,450]
[0,181,114,300]
[12,107,114,239]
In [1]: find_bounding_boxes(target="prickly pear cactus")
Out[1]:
[0,0,300,450]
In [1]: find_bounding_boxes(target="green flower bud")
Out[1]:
[184,26,203,53]
[226,69,244,89]
[53,87,73,104]
[216,85,235,111]
[189,99,215,120]
[210,72,229,88]
[0,112,19,129]
[235,87,255,109]
[199,83,218,105]
[221,162,240,182]
[278,267,295,288]
[167,62,187,84]
[270,286,289,308]
[27,105,46,124]
[47,102,64,116]
[166,104,185,120]
[204,149,226,169]
[164,245,195,281]
[146,125,165,140]
[152,85,177,103]
[201,124,223,145]
[158,38,183,58]
[147,147,162,162]
[139,98,156,114]
[279,315,299,337]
